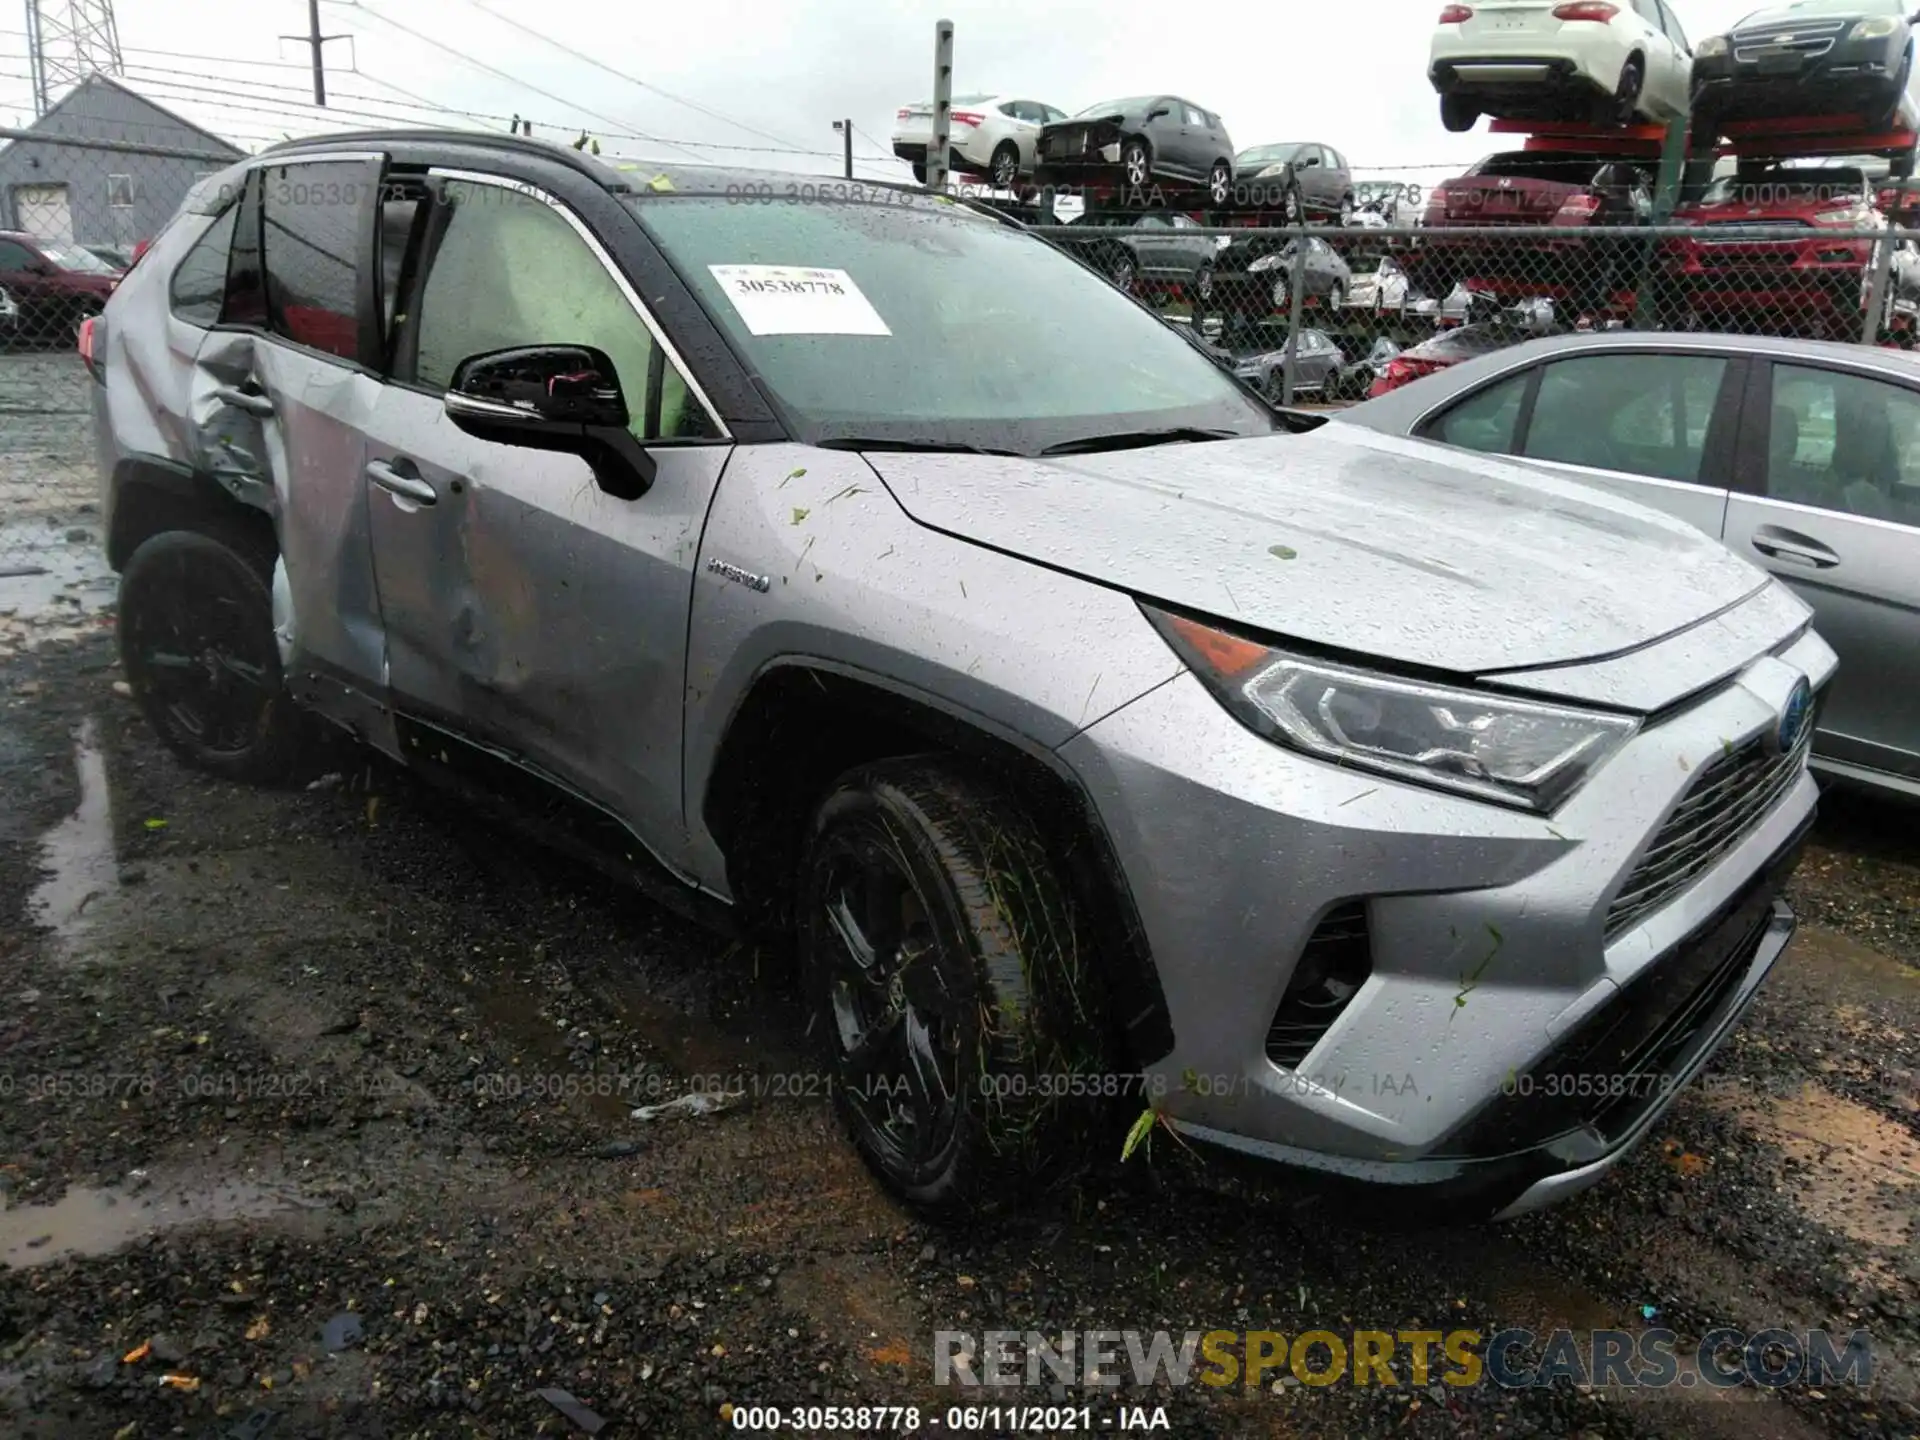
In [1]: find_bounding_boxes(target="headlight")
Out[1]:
[1146,607,1639,812]
[1814,205,1874,224]
[1256,164,1288,179]
[1248,252,1284,273]
[1696,34,1728,56]
[1851,15,1899,38]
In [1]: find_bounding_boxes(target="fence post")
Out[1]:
[1633,118,1692,329]
[1281,226,1307,406]
[927,21,954,193]
[1862,228,1898,345]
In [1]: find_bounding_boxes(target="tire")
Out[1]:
[1110,252,1136,292]
[118,524,318,786]
[1329,281,1348,312]
[1194,262,1215,305]
[1208,160,1231,207]
[1122,138,1151,189]
[1339,193,1354,227]
[1877,49,1911,131]
[1282,186,1301,225]
[912,161,927,185]
[1265,369,1287,405]
[1271,274,1290,311]
[1440,93,1479,133]
[799,759,1108,1215]
[1611,55,1645,125]
[989,141,1020,190]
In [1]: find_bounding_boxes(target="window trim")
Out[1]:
[166,199,240,327]
[424,166,730,440]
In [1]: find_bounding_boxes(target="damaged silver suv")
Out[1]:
[89,131,1837,1221]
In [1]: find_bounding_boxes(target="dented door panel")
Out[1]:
[362,382,729,879]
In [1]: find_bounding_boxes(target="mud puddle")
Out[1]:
[0,514,113,646]
[27,714,120,955]
[0,1171,317,1270]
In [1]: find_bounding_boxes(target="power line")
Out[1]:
[453,0,795,151]
[321,0,707,162]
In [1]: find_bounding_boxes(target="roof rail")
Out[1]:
[257,128,637,192]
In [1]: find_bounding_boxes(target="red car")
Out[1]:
[0,229,120,345]
[1404,149,1653,308]
[1665,163,1910,339]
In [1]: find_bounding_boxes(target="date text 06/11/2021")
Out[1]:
[723,1403,1173,1432]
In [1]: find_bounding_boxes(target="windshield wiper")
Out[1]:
[1039,427,1241,457]
[816,436,1020,456]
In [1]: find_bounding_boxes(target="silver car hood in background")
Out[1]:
[864,425,1769,676]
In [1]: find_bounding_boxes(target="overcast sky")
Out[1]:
[0,0,1781,184]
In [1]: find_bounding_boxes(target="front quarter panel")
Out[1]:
[680,444,1187,894]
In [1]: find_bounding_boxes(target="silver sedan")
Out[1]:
[1340,330,1920,803]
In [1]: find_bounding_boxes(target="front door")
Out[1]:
[361,172,733,860]
[1726,361,1920,783]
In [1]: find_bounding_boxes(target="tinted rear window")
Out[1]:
[1470,152,1608,184]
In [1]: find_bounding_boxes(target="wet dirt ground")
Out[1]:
[1,365,1917,1439]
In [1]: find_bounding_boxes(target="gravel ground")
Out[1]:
[0,357,1917,1439]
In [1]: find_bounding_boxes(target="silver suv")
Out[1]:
[88,131,1836,1221]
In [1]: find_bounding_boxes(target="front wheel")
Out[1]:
[800,760,1109,1215]
[1122,138,1151,188]
[1339,193,1354,227]
[1194,262,1215,305]
[1328,281,1348,311]
[1110,251,1137,292]
[118,525,318,785]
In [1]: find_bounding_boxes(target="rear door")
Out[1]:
[361,169,733,853]
[186,153,392,716]
[1725,360,1920,782]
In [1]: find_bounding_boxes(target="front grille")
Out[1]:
[1734,36,1836,61]
[1265,901,1370,1069]
[1606,725,1812,940]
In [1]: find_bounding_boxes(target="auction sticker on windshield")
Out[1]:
[707,265,890,336]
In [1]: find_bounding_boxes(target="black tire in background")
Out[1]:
[1440,94,1479,133]
[799,759,1112,1216]
[118,524,320,786]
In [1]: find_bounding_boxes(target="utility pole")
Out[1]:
[281,0,349,106]
[926,20,953,192]
[837,118,852,180]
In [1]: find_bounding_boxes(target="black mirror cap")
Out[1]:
[443,344,654,500]
[448,344,629,428]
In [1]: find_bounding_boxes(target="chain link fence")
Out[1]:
[1032,218,1920,407]
[0,130,231,636]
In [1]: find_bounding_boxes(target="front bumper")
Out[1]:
[1692,38,1906,119]
[1061,620,1836,1221]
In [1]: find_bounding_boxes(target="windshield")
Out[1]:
[1473,151,1612,183]
[1238,143,1303,166]
[1742,0,1902,19]
[1702,166,1867,205]
[636,193,1272,452]
[39,241,118,274]
[1075,97,1155,118]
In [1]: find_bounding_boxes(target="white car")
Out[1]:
[1349,257,1413,313]
[891,93,1069,188]
[1429,0,1695,133]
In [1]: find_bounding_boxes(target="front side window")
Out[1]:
[1523,354,1728,482]
[1767,365,1920,523]
[414,179,712,441]
[0,239,36,270]
[260,160,368,360]
[170,203,239,326]
[1428,371,1529,455]
[635,191,1270,452]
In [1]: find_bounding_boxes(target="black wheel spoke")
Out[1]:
[899,1010,951,1129]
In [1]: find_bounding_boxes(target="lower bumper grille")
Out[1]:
[1265,901,1370,1069]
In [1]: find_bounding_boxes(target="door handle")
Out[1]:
[213,384,274,418]
[1751,526,1839,569]
[367,458,438,506]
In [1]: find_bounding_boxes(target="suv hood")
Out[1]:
[863,425,1767,678]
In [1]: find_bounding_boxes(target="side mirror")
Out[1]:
[1146,106,1171,121]
[443,344,656,500]
[24,259,51,275]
